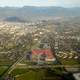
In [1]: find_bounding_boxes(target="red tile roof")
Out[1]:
[32,49,55,59]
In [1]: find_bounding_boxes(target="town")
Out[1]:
[0,17,80,80]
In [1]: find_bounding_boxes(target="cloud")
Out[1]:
[48,0,80,7]
[0,0,80,7]
[58,0,80,7]
[46,0,80,7]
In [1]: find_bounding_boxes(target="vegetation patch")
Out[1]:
[0,66,8,76]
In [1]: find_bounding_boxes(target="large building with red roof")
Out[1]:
[31,49,56,62]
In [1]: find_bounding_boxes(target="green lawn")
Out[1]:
[11,68,29,76]
[0,66,8,76]
[0,59,14,66]
[11,69,45,80]
[16,70,44,80]
[59,58,80,65]
[11,68,64,80]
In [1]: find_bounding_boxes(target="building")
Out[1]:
[31,49,56,63]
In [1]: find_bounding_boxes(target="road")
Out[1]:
[8,53,26,74]
[1,51,27,79]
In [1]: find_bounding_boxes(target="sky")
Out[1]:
[0,0,80,7]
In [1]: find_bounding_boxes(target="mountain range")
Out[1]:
[0,6,80,22]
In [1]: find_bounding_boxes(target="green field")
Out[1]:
[0,59,14,66]
[11,69,46,80]
[0,66,8,76]
[59,58,80,65]
[11,68,64,80]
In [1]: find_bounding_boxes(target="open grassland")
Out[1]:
[0,66,8,76]
[59,58,80,65]
[11,68,64,80]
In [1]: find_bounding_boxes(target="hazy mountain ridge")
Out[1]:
[4,16,25,22]
[0,6,80,21]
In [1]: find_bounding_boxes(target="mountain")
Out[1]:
[4,16,25,22]
[0,6,80,21]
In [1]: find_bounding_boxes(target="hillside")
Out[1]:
[0,6,80,21]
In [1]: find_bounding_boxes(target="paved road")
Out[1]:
[8,53,26,74]
[1,51,27,79]
[16,63,80,68]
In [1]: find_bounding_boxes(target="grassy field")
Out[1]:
[16,70,45,80]
[11,68,29,76]
[11,69,46,80]
[0,59,14,66]
[59,58,80,65]
[0,58,15,78]
[11,68,64,80]
[0,66,8,76]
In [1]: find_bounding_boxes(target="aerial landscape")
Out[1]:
[0,0,80,80]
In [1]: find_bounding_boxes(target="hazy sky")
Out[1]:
[0,0,80,7]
